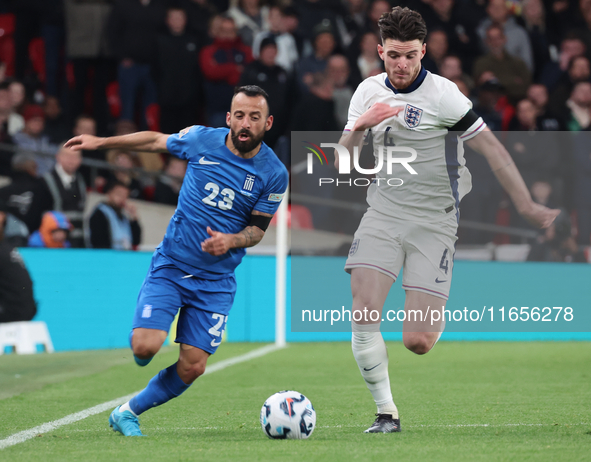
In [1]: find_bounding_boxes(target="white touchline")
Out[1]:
[0,343,284,450]
[61,421,591,433]
[318,423,590,429]
[146,422,591,430]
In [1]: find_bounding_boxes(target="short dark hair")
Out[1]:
[74,114,95,126]
[486,23,505,37]
[568,55,590,72]
[378,7,427,44]
[220,14,235,24]
[105,180,130,194]
[233,85,271,115]
[427,27,447,39]
[282,6,298,18]
[562,31,585,44]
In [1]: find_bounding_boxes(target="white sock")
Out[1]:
[119,402,137,416]
[377,400,399,416]
[352,324,398,419]
[432,318,446,348]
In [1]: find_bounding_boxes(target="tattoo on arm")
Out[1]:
[233,226,264,249]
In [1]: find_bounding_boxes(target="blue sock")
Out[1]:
[129,330,153,367]
[129,363,191,415]
[134,356,153,367]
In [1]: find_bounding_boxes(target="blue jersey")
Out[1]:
[157,126,289,278]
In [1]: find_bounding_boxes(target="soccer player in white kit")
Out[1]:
[338,7,560,433]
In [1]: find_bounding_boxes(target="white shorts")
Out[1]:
[344,208,458,299]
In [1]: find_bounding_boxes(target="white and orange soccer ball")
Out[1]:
[260,391,316,439]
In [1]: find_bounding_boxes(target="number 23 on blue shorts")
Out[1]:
[133,252,236,354]
[175,308,229,354]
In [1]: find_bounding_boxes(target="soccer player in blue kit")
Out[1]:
[65,86,289,436]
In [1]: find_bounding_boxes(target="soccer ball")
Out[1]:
[260,390,316,439]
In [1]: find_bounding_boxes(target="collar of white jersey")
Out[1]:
[385,66,428,94]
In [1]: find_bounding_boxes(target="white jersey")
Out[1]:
[345,69,486,222]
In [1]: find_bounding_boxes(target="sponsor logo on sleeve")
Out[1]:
[268,193,284,202]
[179,126,194,137]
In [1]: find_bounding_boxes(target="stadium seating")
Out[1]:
[0,13,15,76]
[28,37,45,84]
[145,103,160,132]
[106,81,121,118]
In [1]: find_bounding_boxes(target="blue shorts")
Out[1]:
[132,252,236,354]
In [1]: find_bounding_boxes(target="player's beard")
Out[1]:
[388,64,421,90]
[230,128,265,154]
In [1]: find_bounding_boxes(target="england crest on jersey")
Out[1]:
[404,104,423,128]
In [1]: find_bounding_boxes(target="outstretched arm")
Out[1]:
[201,210,272,256]
[64,131,170,153]
[466,128,560,228]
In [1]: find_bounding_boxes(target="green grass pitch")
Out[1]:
[0,342,590,461]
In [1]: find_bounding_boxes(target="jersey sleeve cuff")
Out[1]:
[459,118,486,141]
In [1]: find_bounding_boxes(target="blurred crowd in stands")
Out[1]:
[0,0,588,261]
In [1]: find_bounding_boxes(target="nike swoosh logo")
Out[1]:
[210,338,221,347]
[363,363,381,371]
[199,156,220,165]
[182,275,193,279]
[435,278,447,283]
